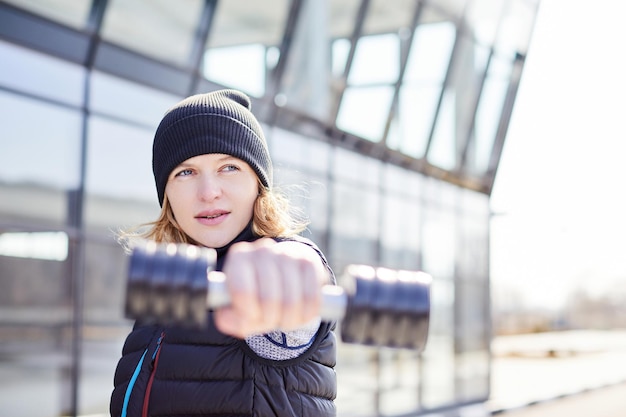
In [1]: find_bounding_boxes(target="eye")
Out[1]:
[174,168,193,177]
[221,164,240,172]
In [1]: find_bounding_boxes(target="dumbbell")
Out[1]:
[125,240,431,351]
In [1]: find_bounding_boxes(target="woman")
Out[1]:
[110,89,337,417]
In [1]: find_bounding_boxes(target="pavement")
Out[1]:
[491,383,626,417]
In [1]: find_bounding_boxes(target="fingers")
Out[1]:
[213,239,327,339]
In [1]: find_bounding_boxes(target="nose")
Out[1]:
[197,173,222,201]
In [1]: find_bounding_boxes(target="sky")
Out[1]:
[490,0,626,310]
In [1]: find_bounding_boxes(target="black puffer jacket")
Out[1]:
[110,227,337,417]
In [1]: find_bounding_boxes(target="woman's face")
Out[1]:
[165,153,258,248]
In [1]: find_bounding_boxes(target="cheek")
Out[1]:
[165,187,186,217]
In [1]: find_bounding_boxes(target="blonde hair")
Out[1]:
[119,181,308,248]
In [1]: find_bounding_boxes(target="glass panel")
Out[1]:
[330,183,379,270]
[2,0,91,28]
[268,128,331,240]
[85,116,159,232]
[101,0,204,66]
[277,0,331,118]
[457,190,489,281]
[362,0,416,35]
[379,350,421,414]
[333,147,380,185]
[90,71,181,126]
[0,236,73,416]
[380,193,422,270]
[381,165,423,271]
[495,0,538,57]
[336,85,395,142]
[327,0,362,83]
[389,17,456,157]
[270,127,331,174]
[464,0,506,46]
[348,33,400,85]
[85,115,154,202]
[0,40,85,106]
[456,281,490,402]
[0,91,82,191]
[203,44,269,98]
[428,89,457,169]
[80,238,131,414]
[203,0,289,97]
[420,188,456,407]
[443,34,491,172]
[421,278,455,408]
[468,57,513,175]
[0,231,68,261]
[456,349,490,402]
[404,21,457,84]
[335,344,378,416]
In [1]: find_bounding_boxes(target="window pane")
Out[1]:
[333,147,380,186]
[90,71,180,126]
[203,44,268,98]
[328,0,362,79]
[270,127,331,174]
[2,0,90,29]
[421,278,456,408]
[85,116,159,232]
[388,85,440,158]
[86,117,154,203]
[469,57,513,175]
[336,85,394,142]
[101,0,204,66]
[203,0,289,97]
[348,34,400,85]
[331,183,379,269]
[0,40,85,106]
[404,21,457,84]
[428,89,458,170]
[381,194,421,270]
[390,17,456,158]
[0,92,82,190]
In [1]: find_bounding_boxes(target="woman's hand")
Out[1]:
[213,238,329,338]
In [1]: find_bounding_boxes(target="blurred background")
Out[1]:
[1,0,625,416]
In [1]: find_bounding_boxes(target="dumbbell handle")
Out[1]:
[205,271,348,321]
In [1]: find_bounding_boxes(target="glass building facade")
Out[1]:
[0,1,538,416]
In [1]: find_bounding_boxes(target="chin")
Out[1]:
[197,235,232,249]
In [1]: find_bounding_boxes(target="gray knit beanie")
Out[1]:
[152,89,273,206]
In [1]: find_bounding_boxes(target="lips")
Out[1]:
[195,209,229,225]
